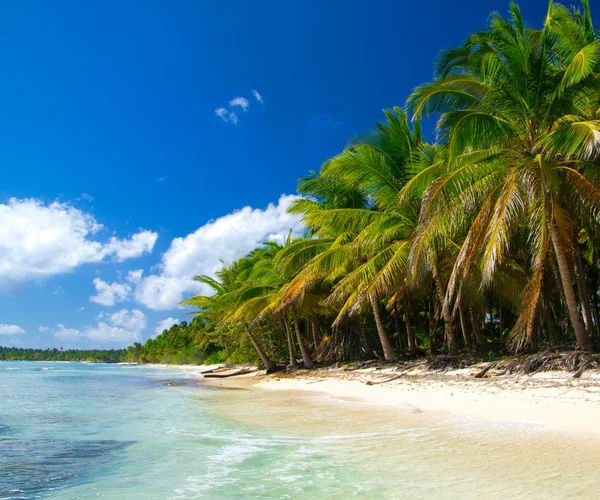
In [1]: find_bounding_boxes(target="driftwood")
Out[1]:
[474,361,498,378]
[198,366,223,375]
[366,372,406,386]
[203,368,254,379]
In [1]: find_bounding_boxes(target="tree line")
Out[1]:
[0,346,126,363]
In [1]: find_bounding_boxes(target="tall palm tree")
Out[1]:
[407,1,600,350]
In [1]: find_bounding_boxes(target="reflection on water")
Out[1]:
[0,361,598,499]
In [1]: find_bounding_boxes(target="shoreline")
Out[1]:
[149,362,600,438]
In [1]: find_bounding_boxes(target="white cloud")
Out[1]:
[90,278,132,306]
[0,198,158,286]
[53,285,65,295]
[54,324,81,341]
[38,326,51,333]
[215,107,228,121]
[126,269,144,283]
[78,193,94,201]
[228,112,239,125]
[77,307,85,311]
[229,97,250,111]
[134,194,304,310]
[154,317,179,336]
[251,89,263,103]
[0,324,25,335]
[102,231,158,262]
[45,309,146,345]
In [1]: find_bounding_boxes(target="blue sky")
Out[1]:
[1,0,553,348]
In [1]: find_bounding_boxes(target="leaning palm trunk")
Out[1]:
[459,306,472,349]
[432,262,457,355]
[243,323,276,371]
[368,293,396,361]
[311,320,323,362]
[283,315,297,367]
[576,248,594,337]
[291,308,314,368]
[550,224,591,350]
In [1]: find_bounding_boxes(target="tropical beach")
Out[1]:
[4,0,600,497]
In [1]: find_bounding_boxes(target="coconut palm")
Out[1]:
[407,1,600,350]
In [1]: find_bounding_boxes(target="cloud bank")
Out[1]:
[0,198,157,286]
[41,309,147,345]
[0,324,25,335]
[134,194,304,310]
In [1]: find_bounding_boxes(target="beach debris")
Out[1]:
[473,348,600,378]
[366,372,406,385]
[203,368,256,378]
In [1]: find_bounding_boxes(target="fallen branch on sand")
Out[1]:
[203,368,255,378]
[366,373,406,386]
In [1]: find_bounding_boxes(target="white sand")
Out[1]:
[146,362,600,438]
[254,369,600,437]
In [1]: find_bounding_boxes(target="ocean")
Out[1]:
[1,361,598,499]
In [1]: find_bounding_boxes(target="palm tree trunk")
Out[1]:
[550,224,591,350]
[393,304,405,350]
[369,293,396,361]
[311,319,322,362]
[429,295,438,354]
[591,267,600,340]
[459,306,472,349]
[283,315,297,367]
[358,318,374,360]
[291,308,314,368]
[432,262,457,355]
[576,247,594,337]
[470,309,485,347]
[243,323,276,371]
[404,301,417,356]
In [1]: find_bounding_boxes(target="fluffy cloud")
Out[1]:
[0,198,158,286]
[102,231,157,262]
[251,89,263,103]
[42,309,146,345]
[154,317,179,336]
[134,194,304,310]
[90,278,132,306]
[0,324,25,335]
[229,96,249,111]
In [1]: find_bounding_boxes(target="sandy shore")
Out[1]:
[148,362,600,438]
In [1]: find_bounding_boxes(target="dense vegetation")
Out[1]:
[125,321,218,364]
[0,346,126,363]
[179,1,600,370]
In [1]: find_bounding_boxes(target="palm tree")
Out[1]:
[407,1,600,350]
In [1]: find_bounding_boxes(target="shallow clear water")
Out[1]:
[1,362,598,499]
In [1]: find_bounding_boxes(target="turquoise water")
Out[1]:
[1,362,599,499]
[0,362,395,499]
